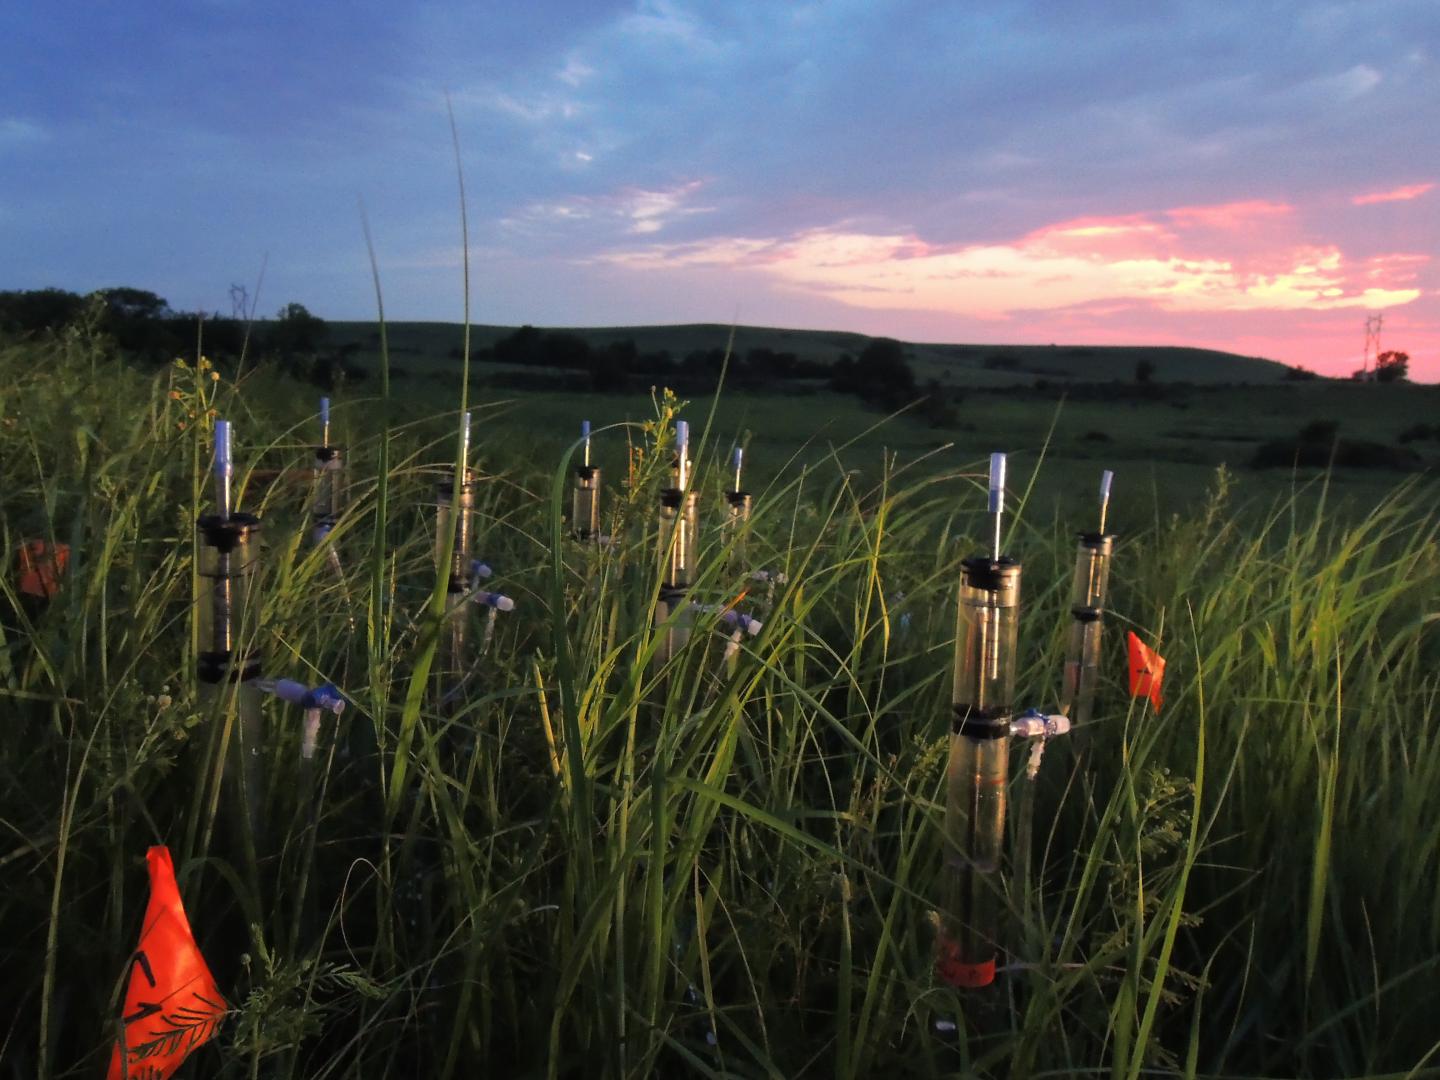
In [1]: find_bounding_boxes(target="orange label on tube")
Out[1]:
[935,934,997,989]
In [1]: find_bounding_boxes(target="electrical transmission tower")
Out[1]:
[1362,313,1383,379]
[230,283,251,322]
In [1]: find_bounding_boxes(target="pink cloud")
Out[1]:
[1351,182,1435,205]
[1164,199,1294,230]
[591,195,1437,378]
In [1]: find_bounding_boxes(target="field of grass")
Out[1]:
[323,319,1440,512]
[2,324,1439,1078]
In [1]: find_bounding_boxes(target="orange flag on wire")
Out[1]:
[16,539,69,598]
[107,847,226,1080]
[1127,631,1166,712]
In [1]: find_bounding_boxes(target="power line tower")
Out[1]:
[1362,313,1383,380]
[230,283,251,322]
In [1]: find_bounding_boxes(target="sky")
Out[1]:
[2,1,1437,379]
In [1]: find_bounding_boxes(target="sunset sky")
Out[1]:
[2,1,1436,378]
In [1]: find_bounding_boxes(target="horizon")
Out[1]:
[3,2,1436,379]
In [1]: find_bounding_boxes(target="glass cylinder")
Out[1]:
[659,489,699,590]
[726,490,752,525]
[723,491,752,568]
[199,676,267,863]
[1060,613,1104,728]
[435,473,475,588]
[1069,533,1113,611]
[952,557,1021,722]
[653,590,691,668]
[937,732,1007,987]
[436,586,471,702]
[196,513,262,681]
[572,465,601,541]
[312,446,345,524]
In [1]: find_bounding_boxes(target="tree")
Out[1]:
[0,288,85,335]
[848,338,917,407]
[269,302,327,358]
[1135,359,1156,384]
[1374,350,1409,383]
[97,287,171,321]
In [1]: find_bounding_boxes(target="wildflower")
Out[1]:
[198,356,211,370]
[156,694,173,710]
[210,371,220,382]
[169,390,183,400]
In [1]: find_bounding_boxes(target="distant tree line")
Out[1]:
[471,326,954,419]
[0,286,366,390]
[0,287,967,421]
[470,324,834,392]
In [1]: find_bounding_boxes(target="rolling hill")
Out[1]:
[325,320,1299,386]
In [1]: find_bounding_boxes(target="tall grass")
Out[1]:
[1,328,1438,1078]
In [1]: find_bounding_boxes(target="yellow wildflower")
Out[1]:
[210,371,220,382]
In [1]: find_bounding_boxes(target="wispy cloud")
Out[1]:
[1352,182,1435,205]
[0,117,47,150]
[505,179,713,236]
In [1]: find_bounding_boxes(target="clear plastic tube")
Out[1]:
[437,594,470,702]
[952,558,1021,720]
[435,472,476,588]
[653,592,691,667]
[659,490,699,590]
[572,466,601,541]
[197,514,263,676]
[312,446,345,526]
[724,490,752,568]
[196,507,265,873]
[938,735,1007,988]
[1060,615,1103,728]
[939,554,1020,990]
[1059,534,1112,727]
[1069,533,1113,611]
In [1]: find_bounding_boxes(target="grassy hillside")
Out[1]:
[326,320,1297,386]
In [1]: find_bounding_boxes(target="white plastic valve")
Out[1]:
[1009,712,1071,739]
[720,609,762,635]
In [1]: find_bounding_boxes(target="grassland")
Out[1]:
[2,323,1439,1078]
[324,319,1440,519]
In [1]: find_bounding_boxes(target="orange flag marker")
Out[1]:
[1126,631,1166,712]
[16,539,69,598]
[107,847,226,1080]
